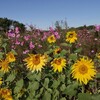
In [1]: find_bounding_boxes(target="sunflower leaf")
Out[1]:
[78,93,91,100]
[42,91,51,100]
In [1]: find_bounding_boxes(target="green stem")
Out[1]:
[82,84,85,93]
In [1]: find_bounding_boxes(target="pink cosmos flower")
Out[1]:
[29,41,35,49]
[38,44,42,48]
[15,27,20,34]
[23,50,29,54]
[95,25,100,31]
[16,34,20,38]
[53,32,60,39]
[15,40,20,45]
[20,41,24,46]
[8,33,15,38]
[24,35,30,41]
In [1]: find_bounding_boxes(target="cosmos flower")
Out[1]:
[23,50,29,54]
[24,54,47,72]
[51,57,66,72]
[71,57,96,85]
[95,25,100,32]
[66,31,77,43]
[29,41,35,49]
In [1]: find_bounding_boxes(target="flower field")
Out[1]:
[0,25,100,100]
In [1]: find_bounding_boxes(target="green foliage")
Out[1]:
[0,17,25,32]
[0,23,100,100]
[78,93,91,100]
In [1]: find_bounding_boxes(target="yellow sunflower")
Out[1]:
[0,78,2,85]
[51,57,66,72]
[24,54,47,72]
[0,88,13,100]
[96,52,100,59]
[0,59,10,73]
[71,57,96,85]
[54,48,61,55]
[47,35,56,43]
[6,52,16,63]
[66,31,77,43]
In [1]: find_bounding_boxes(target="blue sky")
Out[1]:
[0,0,100,29]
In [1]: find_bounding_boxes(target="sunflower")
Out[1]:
[6,52,16,62]
[66,31,77,43]
[51,57,66,72]
[0,78,2,85]
[71,57,96,85]
[0,59,10,73]
[96,52,100,59]
[0,88,13,100]
[54,48,61,55]
[24,54,47,72]
[47,35,56,43]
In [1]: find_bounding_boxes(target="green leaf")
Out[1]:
[74,48,82,53]
[60,43,72,47]
[0,71,4,77]
[63,84,77,96]
[52,80,60,89]
[78,93,91,100]
[72,81,79,89]
[92,94,100,100]
[96,73,100,79]
[58,74,65,83]
[2,43,7,48]
[16,79,23,87]
[69,53,77,61]
[35,73,41,81]
[35,87,44,98]
[6,71,16,82]
[60,97,66,100]
[14,79,24,93]
[60,84,66,91]
[11,49,17,55]
[0,52,4,59]
[28,81,39,91]
[52,89,59,99]
[44,78,49,88]
[42,91,51,100]
[27,72,35,81]
[60,49,67,56]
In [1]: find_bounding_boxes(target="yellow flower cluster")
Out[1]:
[0,52,16,73]
[0,88,13,100]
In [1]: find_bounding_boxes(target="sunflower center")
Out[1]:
[56,48,61,54]
[55,59,61,65]
[68,33,73,38]
[79,64,88,74]
[33,55,40,65]
[50,36,54,40]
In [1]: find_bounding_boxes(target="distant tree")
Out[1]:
[55,19,68,30]
[0,17,25,32]
[76,25,94,30]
